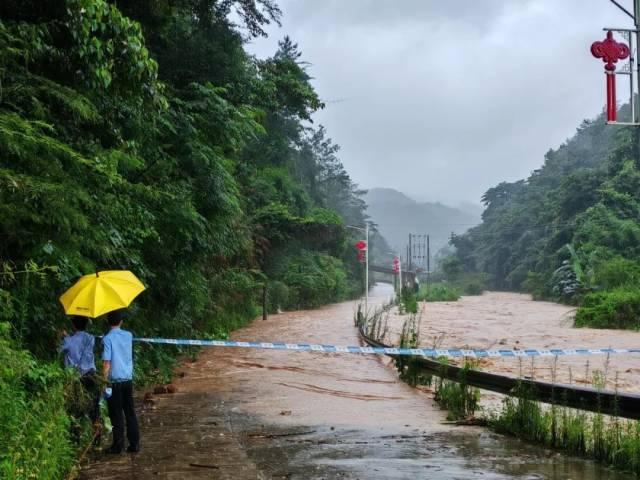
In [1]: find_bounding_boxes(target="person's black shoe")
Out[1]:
[126,445,140,453]
[106,446,123,454]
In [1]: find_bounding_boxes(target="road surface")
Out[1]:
[81,284,631,479]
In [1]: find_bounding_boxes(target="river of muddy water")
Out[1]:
[82,283,635,479]
[385,289,640,404]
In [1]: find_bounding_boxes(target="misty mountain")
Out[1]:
[365,188,481,261]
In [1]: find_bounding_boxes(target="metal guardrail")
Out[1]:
[359,326,640,420]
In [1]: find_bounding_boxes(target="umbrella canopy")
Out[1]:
[59,270,146,318]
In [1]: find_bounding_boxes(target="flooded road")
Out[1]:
[82,284,634,479]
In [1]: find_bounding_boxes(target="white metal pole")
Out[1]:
[635,0,640,118]
[365,224,369,314]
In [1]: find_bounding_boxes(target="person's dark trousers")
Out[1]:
[80,372,102,445]
[80,373,101,423]
[107,380,140,451]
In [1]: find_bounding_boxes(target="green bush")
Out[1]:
[422,272,486,297]
[417,283,460,302]
[0,323,76,480]
[267,280,289,313]
[575,288,640,329]
[281,251,349,309]
[398,290,418,314]
[522,271,548,300]
[593,257,640,290]
[440,256,463,281]
[458,273,487,296]
[462,280,483,296]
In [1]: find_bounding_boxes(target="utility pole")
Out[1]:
[262,284,268,320]
[629,0,640,159]
[406,245,410,271]
[408,234,412,271]
[426,234,431,288]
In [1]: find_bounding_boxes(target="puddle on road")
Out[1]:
[180,283,633,479]
[237,420,630,480]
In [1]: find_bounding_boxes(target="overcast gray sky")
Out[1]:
[248,1,631,206]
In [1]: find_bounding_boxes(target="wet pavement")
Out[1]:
[81,284,635,479]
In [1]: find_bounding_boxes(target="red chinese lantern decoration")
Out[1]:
[591,31,630,122]
[392,256,400,273]
[355,240,367,263]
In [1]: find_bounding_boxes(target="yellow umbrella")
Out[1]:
[59,270,146,318]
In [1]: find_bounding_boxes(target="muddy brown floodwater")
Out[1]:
[82,284,635,479]
[386,290,640,406]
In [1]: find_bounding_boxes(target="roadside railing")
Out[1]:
[358,323,640,420]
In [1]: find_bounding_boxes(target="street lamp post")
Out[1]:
[347,224,369,314]
[398,253,402,294]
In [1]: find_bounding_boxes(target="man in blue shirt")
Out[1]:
[61,317,96,376]
[103,309,140,454]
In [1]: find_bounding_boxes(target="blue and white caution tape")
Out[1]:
[134,337,640,359]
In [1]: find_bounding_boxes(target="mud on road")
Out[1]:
[81,284,633,479]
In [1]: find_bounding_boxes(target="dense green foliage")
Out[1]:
[450,106,640,327]
[0,0,378,354]
[575,288,640,330]
[0,323,76,479]
[0,1,385,476]
[416,283,460,302]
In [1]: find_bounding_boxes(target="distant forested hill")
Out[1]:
[365,188,481,259]
[451,105,640,329]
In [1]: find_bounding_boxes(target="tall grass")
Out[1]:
[489,380,640,475]
[0,322,77,480]
[433,360,480,421]
[354,299,393,339]
[395,316,479,419]
[396,314,429,387]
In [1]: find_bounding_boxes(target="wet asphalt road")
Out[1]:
[81,284,633,479]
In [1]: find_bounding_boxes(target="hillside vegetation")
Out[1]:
[0,1,385,476]
[451,106,640,329]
